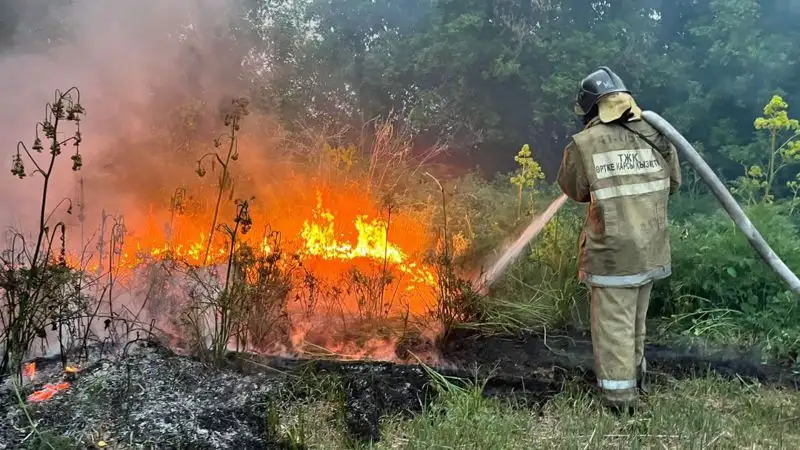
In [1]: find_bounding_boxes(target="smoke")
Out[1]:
[0,0,254,241]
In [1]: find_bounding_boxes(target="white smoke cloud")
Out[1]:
[0,0,249,240]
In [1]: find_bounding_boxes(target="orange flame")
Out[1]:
[68,186,437,304]
[23,362,36,379]
[299,192,436,289]
[28,382,71,403]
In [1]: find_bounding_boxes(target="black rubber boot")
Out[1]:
[605,401,635,417]
[599,386,638,418]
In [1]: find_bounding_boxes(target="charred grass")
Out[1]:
[252,365,800,449]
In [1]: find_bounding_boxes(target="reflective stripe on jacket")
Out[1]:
[557,117,681,287]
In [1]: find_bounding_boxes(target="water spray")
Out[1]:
[475,111,800,296]
[473,193,568,293]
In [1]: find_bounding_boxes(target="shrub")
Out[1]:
[1,88,88,377]
[654,199,800,364]
[180,201,294,364]
[655,201,800,314]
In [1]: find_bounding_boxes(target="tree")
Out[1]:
[239,0,800,181]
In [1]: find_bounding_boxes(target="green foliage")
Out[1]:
[754,95,799,134]
[246,0,800,178]
[421,146,584,334]
[647,96,800,365]
[661,202,800,308]
[654,201,800,363]
[385,380,528,449]
[510,145,544,190]
[477,205,588,334]
[731,165,768,205]
[378,370,800,448]
[788,173,800,215]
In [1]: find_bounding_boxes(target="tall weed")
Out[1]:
[469,199,588,333]
[656,202,800,314]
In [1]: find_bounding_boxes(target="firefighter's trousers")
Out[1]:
[590,281,652,404]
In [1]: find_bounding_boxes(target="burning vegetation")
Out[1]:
[0,84,483,394]
[4,1,800,448]
[0,7,518,445]
[0,86,487,450]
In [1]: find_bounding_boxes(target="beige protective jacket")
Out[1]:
[557,116,682,287]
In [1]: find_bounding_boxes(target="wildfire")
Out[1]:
[67,187,438,300]
[28,382,70,403]
[22,362,79,403]
[299,193,436,289]
[23,362,36,380]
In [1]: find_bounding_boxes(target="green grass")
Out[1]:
[272,373,800,449]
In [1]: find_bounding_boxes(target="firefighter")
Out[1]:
[556,67,681,414]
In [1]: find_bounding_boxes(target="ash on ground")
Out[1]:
[0,344,292,449]
[0,342,434,449]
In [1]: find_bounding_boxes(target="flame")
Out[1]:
[301,194,404,262]
[23,362,36,379]
[28,382,70,403]
[21,364,80,403]
[66,185,439,315]
[299,192,436,289]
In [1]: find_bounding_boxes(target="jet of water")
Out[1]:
[473,194,569,293]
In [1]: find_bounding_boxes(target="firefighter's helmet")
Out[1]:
[574,66,630,116]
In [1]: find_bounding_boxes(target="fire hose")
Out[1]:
[476,111,800,296]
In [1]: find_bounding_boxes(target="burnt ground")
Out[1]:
[1,328,799,449]
[440,328,800,391]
